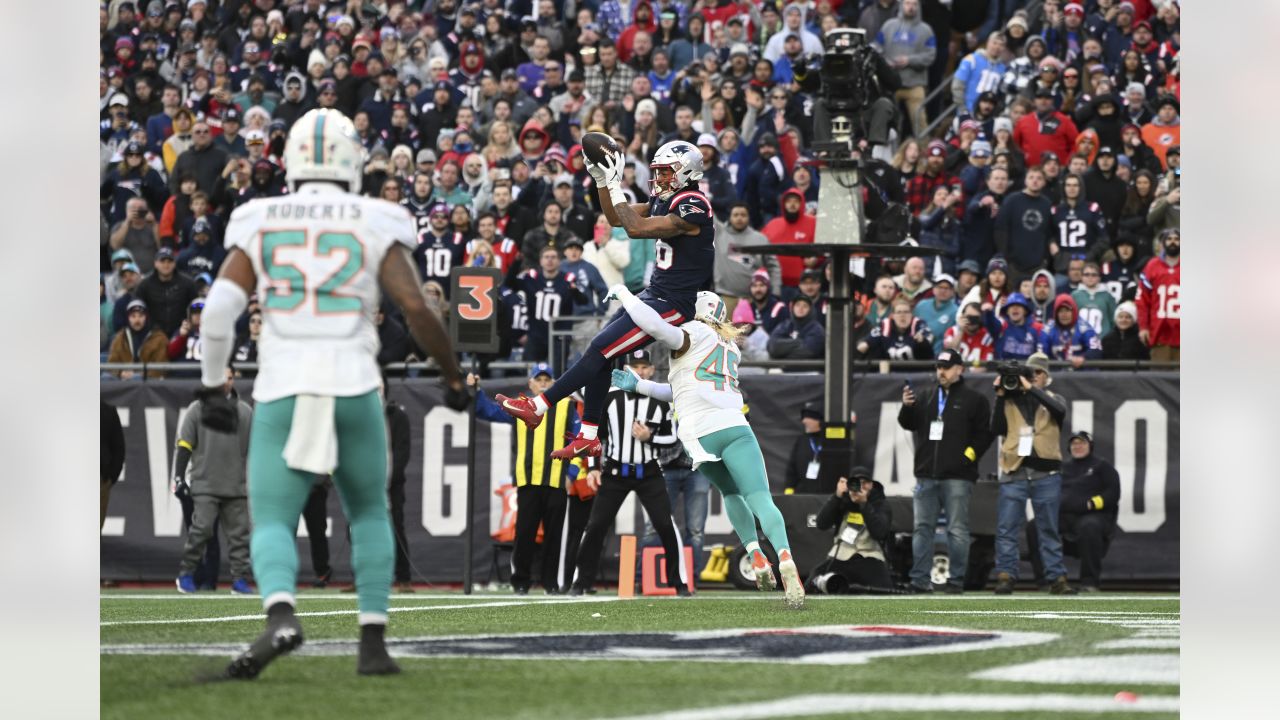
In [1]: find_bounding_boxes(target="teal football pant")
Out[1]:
[696,426,791,554]
[248,391,393,623]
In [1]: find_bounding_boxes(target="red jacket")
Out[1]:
[762,189,816,286]
[1134,256,1180,348]
[1013,111,1079,166]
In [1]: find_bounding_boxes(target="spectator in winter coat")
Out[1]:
[1028,270,1057,325]
[177,218,225,277]
[914,274,959,355]
[1140,96,1180,170]
[859,297,935,360]
[1146,174,1180,236]
[1057,431,1121,591]
[1101,300,1149,360]
[715,205,781,310]
[134,247,198,337]
[952,32,1008,114]
[994,165,1054,284]
[743,134,789,227]
[169,121,228,195]
[906,140,959,215]
[1013,87,1079,166]
[1050,173,1111,276]
[741,270,791,336]
[1072,262,1118,336]
[1082,94,1124,150]
[559,237,608,316]
[768,295,825,360]
[102,141,169,225]
[874,0,937,137]
[962,166,1010,268]
[1119,122,1161,175]
[919,186,964,277]
[1042,294,1102,368]
[984,292,1045,360]
[765,5,825,61]
[107,299,169,379]
[763,189,817,288]
[167,299,205,362]
[109,197,163,274]
[1083,147,1128,236]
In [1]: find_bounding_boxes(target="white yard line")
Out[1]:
[100,596,623,627]
[603,693,1179,719]
[920,610,1180,615]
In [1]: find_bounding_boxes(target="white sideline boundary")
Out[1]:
[101,593,1179,602]
[603,693,1179,718]
[100,596,624,626]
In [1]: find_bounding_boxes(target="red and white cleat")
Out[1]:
[778,549,805,609]
[751,550,777,592]
[495,394,544,429]
[550,433,602,459]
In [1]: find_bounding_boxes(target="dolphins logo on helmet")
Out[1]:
[649,140,705,200]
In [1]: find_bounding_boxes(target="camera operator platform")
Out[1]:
[744,28,936,490]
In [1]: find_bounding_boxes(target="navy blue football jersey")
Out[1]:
[413,228,466,298]
[517,269,584,360]
[645,187,716,309]
[1051,200,1108,257]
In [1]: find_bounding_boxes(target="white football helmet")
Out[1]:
[284,109,364,193]
[650,140,705,200]
[695,291,727,324]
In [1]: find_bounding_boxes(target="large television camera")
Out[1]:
[794,28,886,159]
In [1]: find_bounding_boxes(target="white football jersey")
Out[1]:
[224,183,416,402]
[668,321,750,451]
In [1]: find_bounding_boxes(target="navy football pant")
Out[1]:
[543,290,687,425]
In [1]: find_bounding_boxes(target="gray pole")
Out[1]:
[463,356,479,595]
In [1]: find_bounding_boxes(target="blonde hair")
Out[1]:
[700,316,748,344]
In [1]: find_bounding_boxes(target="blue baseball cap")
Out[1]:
[528,362,554,380]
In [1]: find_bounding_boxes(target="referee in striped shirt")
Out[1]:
[568,351,691,596]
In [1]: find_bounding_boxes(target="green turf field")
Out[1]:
[100,589,1179,719]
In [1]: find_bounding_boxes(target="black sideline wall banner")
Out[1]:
[100,373,1178,582]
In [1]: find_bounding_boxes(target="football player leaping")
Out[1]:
[196,109,468,679]
[496,142,716,460]
[607,287,806,609]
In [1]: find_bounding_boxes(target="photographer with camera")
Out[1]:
[808,468,894,594]
[898,349,993,593]
[990,352,1076,595]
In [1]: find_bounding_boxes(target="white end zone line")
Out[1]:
[602,693,1180,718]
[100,596,624,626]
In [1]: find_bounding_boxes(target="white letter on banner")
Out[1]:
[1113,400,1167,533]
[422,407,468,536]
[149,406,184,537]
[874,402,916,496]
[489,423,512,535]
[1071,400,1094,437]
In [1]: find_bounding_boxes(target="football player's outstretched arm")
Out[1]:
[612,201,700,239]
[596,184,650,229]
[611,369,675,402]
[200,248,256,388]
[380,245,465,392]
[604,284,690,354]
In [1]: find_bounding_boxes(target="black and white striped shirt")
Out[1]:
[598,388,676,470]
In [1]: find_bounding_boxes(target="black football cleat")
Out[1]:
[224,604,304,680]
[357,624,401,676]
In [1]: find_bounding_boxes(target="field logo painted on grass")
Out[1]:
[103,624,1056,665]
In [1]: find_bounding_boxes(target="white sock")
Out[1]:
[532,394,549,414]
[746,541,762,559]
[580,422,598,441]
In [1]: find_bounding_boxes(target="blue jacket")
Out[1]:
[985,298,1046,360]
[560,257,608,316]
[1041,294,1102,361]
[918,206,963,277]
[768,315,825,359]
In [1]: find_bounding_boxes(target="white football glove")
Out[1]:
[598,149,625,190]
[584,154,608,184]
[604,283,633,305]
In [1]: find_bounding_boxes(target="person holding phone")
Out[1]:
[897,349,993,593]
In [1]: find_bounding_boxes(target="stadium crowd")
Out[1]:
[99,0,1181,373]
